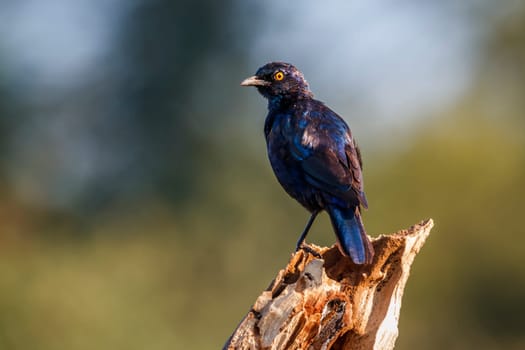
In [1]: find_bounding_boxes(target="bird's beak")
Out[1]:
[240,76,269,87]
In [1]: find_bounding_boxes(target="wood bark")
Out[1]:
[224,219,433,350]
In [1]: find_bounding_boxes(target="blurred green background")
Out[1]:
[0,1,524,349]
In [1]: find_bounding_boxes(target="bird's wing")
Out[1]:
[344,139,368,208]
[293,111,368,208]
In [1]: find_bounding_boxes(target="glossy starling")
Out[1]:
[241,62,374,264]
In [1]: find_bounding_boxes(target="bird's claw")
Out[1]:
[296,244,322,259]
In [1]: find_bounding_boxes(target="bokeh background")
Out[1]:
[0,0,524,349]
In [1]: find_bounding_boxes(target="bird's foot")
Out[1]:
[296,243,322,259]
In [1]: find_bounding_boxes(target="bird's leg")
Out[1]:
[295,211,321,257]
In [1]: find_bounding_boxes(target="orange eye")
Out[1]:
[274,71,284,81]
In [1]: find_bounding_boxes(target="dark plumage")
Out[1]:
[241,62,374,265]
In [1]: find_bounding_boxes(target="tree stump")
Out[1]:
[224,219,433,350]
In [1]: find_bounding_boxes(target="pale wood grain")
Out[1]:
[224,219,433,350]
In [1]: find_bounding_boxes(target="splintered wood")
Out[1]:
[224,219,433,350]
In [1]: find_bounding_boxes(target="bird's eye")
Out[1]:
[273,71,285,81]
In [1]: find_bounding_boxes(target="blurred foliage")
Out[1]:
[112,0,248,205]
[0,0,524,349]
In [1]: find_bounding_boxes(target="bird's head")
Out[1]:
[241,62,313,101]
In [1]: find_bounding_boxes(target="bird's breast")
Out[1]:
[265,115,321,212]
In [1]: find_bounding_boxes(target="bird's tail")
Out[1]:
[326,205,374,265]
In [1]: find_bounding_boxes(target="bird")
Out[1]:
[241,62,374,265]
